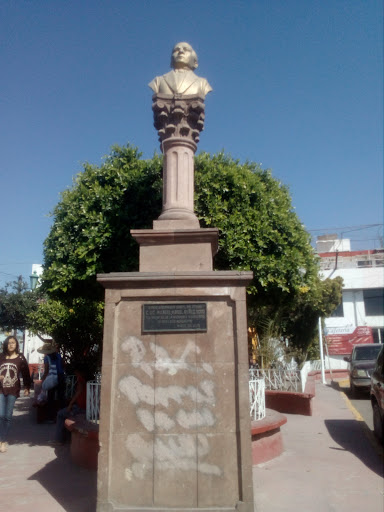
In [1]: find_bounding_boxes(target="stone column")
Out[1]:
[151,94,206,230]
[157,137,197,225]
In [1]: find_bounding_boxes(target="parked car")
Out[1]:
[344,343,383,395]
[370,345,384,443]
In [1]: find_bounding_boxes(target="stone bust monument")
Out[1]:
[149,42,212,98]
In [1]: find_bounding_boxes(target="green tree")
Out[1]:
[194,152,319,298]
[42,145,162,298]
[33,144,341,367]
[28,297,103,375]
[195,152,342,360]
[284,276,344,360]
[0,277,39,333]
[31,145,162,369]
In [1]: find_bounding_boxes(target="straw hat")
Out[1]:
[37,341,57,355]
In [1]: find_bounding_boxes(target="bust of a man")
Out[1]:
[149,42,212,98]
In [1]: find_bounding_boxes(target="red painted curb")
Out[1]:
[251,409,287,465]
[251,409,287,435]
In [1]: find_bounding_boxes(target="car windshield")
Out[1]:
[353,345,382,361]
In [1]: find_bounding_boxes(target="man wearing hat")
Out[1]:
[38,341,65,421]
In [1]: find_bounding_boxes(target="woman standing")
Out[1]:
[0,336,31,453]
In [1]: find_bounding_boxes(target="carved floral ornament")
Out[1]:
[152,94,206,145]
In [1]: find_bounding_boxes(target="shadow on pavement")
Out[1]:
[28,453,97,512]
[329,380,370,401]
[325,419,384,478]
[11,396,55,446]
[9,397,97,511]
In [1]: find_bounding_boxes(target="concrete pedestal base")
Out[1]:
[97,271,254,512]
[131,228,219,272]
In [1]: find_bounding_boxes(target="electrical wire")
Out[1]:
[307,223,383,232]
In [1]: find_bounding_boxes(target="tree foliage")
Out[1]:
[28,297,104,375]
[43,145,162,298]
[0,278,39,332]
[33,144,342,367]
[284,276,344,350]
[195,152,318,294]
[195,152,343,357]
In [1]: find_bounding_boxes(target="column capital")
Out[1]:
[152,94,206,148]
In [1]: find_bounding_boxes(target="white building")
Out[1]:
[317,235,384,365]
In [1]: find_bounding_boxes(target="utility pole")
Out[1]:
[318,317,326,384]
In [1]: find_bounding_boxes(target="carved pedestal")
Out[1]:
[97,272,254,512]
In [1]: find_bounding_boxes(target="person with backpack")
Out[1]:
[38,341,65,421]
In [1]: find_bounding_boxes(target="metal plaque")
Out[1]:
[142,303,207,333]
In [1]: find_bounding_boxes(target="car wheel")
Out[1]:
[373,403,384,444]
[350,383,356,397]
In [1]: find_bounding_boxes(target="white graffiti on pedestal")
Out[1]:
[118,335,221,478]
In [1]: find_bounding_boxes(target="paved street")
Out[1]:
[349,392,374,431]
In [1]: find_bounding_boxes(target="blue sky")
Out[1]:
[0,0,382,287]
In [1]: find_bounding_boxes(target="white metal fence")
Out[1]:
[249,368,302,392]
[86,380,101,424]
[36,364,45,380]
[300,362,311,393]
[81,375,266,424]
[64,375,101,424]
[79,369,305,425]
[249,377,266,421]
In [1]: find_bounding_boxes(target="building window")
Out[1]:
[357,260,372,268]
[372,328,384,344]
[331,301,344,317]
[363,289,384,316]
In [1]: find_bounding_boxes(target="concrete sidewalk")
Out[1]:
[253,381,384,512]
[0,396,96,512]
[0,382,382,511]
